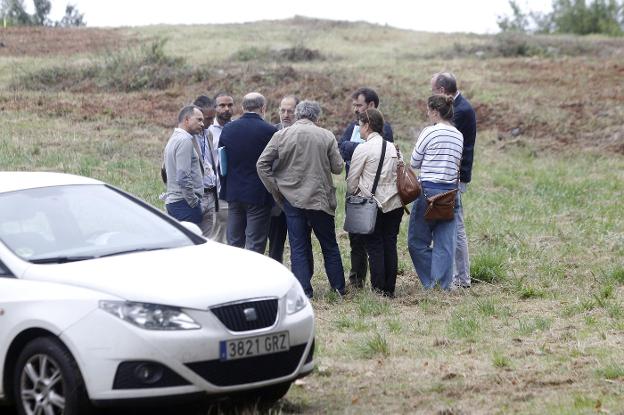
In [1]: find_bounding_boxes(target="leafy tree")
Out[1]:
[56,3,85,27]
[1,0,85,27]
[497,0,530,32]
[1,0,31,25]
[32,0,51,25]
[498,0,623,35]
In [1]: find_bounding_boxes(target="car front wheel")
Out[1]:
[13,336,92,415]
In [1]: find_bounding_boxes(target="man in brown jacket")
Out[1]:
[257,100,345,298]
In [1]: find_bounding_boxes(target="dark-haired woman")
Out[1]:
[347,108,403,297]
[408,95,463,290]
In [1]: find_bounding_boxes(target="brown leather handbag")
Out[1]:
[424,189,457,221]
[395,149,421,205]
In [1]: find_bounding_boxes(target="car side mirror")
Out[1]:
[180,222,203,237]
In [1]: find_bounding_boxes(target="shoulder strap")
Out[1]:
[191,136,205,175]
[371,139,387,196]
[204,130,218,177]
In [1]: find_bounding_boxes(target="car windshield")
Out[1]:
[0,184,197,263]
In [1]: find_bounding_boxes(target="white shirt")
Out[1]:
[208,120,227,193]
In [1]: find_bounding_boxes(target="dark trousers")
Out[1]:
[226,202,272,254]
[364,207,404,296]
[348,233,368,286]
[166,199,202,224]
[283,199,345,298]
[268,212,288,263]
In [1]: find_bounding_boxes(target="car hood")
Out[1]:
[21,241,296,309]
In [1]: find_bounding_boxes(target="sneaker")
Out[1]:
[454,282,471,289]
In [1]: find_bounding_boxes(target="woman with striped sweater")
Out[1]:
[408,95,464,290]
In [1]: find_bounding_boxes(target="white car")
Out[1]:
[0,172,314,415]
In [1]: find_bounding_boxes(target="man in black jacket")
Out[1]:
[431,72,477,288]
[339,87,394,289]
[219,92,277,253]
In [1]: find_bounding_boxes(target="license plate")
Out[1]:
[220,331,290,361]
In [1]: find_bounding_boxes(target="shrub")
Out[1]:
[16,39,193,92]
[232,45,324,62]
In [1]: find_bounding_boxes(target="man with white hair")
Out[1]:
[218,92,277,253]
[257,100,345,298]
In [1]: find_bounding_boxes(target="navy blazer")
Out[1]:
[453,93,477,183]
[338,120,394,176]
[218,112,278,205]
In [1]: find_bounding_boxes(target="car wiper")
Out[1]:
[98,247,167,258]
[30,255,96,264]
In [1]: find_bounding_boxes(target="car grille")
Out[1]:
[185,344,307,386]
[211,299,278,332]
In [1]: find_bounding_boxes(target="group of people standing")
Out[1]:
[162,72,476,299]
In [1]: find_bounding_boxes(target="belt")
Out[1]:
[204,186,216,193]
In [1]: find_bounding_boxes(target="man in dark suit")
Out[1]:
[339,87,394,289]
[431,72,477,288]
[219,92,277,253]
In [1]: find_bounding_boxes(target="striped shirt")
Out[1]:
[411,123,463,184]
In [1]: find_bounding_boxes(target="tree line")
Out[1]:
[499,0,623,36]
[1,0,85,27]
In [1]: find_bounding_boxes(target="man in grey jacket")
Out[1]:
[257,100,345,298]
[163,105,205,224]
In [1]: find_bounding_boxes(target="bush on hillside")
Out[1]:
[16,39,195,92]
[232,45,324,62]
[440,32,615,58]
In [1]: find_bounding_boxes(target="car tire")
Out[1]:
[13,336,93,415]
[237,381,292,410]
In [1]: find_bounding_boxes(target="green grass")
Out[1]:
[358,332,390,359]
[596,362,624,380]
[492,351,512,369]
[447,312,480,340]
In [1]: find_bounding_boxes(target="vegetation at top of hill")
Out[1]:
[0,0,85,27]
[498,0,624,36]
[4,17,624,155]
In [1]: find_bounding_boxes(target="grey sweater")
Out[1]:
[164,128,203,207]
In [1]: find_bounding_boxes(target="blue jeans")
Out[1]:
[407,186,458,290]
[166,199,202,224]
[283,199,345,298]
[454,182,471,286]
[268,211,287,263]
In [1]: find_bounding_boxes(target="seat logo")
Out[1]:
[243,307,258,322]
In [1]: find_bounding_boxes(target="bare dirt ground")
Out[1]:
[0,27,132,57]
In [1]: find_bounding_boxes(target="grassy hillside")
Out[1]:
[1,18,624,414]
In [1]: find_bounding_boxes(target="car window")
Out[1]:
[0,184,197,262]
[0,260,12,276]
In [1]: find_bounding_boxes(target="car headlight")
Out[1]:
[285,282,308,315]
[99,301,201,330]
